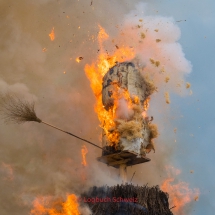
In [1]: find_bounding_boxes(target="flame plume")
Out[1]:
[85,26,135,146]
[30,194,80,215]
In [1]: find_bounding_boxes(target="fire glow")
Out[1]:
[85,26,136,145]
[49,27,55,41]
[81,145,88,167]
[161,166,200,215]
[30,194,80,215]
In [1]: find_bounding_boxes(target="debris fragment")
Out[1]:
[165,76,170,83]
[190,170,194,173]
[139,19,143,22]
[155,61,160,67]
[150,58,155,64]
[154,29,159,32]
[165,92,170,104]
[176,20,186,22]
[186,82,191,89]
[76,57,83,63]
[156,39,161,43]
[194,196,199,201]
[141,32,145,39]
[161,67,165,73]
[174,128,177,133]
[115,45,119,49]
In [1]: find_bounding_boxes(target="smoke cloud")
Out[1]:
[0,0,196,214]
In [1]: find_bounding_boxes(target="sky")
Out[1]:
[0,0,214,214]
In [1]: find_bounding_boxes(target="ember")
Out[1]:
[49,27,55,41]
[76,56,83,63]
[81,145,88,167]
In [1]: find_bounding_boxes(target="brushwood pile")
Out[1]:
[81,184,174,215]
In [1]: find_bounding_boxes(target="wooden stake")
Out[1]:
[119,164,127,184]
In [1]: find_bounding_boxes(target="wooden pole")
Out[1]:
[119,164,127,184]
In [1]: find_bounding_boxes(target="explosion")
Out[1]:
[85,26,158,156]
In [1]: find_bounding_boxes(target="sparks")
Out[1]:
[81,145,88,167]
[49,27,55,41]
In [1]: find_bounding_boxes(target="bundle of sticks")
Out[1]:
[81,184,174,215]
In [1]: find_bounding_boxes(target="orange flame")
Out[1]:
[49,27,55,41]
[142,97,150,118]
[84,25,135,145]
[30,194,80,215]
[143,97,150,111]
[81,145,88,167]
[161,166,200,215]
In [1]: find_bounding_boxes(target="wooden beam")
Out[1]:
[119,164,127,184]
[108,158,131,166]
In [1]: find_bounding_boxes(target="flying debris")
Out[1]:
[49,27,55,41]
[186,82,191,89]
[141,32,145,39]
[176,20,186,22]
[165,92,170,104]
[76,56,84,63]
[165,76,170,83]
[115,45,119,49]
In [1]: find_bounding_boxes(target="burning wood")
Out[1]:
[30,194,81,215]
[100,62,158,156]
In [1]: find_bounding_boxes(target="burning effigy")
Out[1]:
[101,61,157,156]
